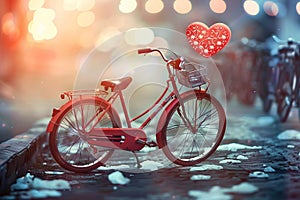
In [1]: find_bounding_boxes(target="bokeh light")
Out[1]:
[63,0,77,11]
[209,0,227,14]
[77,11,95,27]
[173,0,192,14]
[28,0,45,10]
[77,0,96,11]
[1,12,20,39]
[296,2,300,15]
[263,1,279,16]
[63,0,95,11]
[28,8,57,41]
[124,27,154,45]
[95,26,122,52]
[243,0,260,16]
[119,0,137,14]
[145,0,164,14]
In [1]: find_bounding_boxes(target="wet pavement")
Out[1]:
[2,99,300,200]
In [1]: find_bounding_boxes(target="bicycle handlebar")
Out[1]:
[137,48,153,54]
[272,35,300,46]
[137,48,183,70]
[137,48,171,63]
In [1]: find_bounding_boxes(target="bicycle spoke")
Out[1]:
[162,91,225,165]
[50,98,119,172]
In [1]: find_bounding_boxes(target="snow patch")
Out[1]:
[26,189,62,198]
[217,143,262,152]
[10,173,70,199]
[236,155,248,160]
[249,171,269,178]
[277,130,300,140]
[97,164,130,171]
[225,182,259,194]
[190,174,211,181]
[32,178,71,190]
[108,171,130,185]
[44,171,64,175]
[219,159,242,164]
[189,186,231,200]
[11,173,33,191]
[289,166,299,171]
[189,182,258,200]
[264,166,276,173]
[190,164,223,171]
[256,116,275,126]
[140,160,164,170]
[287,144,295,149]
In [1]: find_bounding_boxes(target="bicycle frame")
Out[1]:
[89,60,201,133]
[105,80,175,129]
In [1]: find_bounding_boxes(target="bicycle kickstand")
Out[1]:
[132,151,142,168]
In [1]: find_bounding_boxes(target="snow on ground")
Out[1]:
[190,174,211,181]
[236,155,248,160]
[217,143,262,152]
[97,164,130,171]
[189,182,258,200]
[289,166,299,171]
[97,160,164,172]
[108,171,130,185]
[44,171,64,175]
[255,116,275,127]
[219,159,242,164]
[139,160,164,170]
[6,173,70,199]
[248,171,269,178]
[277,129,300,140]
[25,189,61,198]
[190,164,223,171]
[189,186,231,200]
[32,178,71,190]
[264,166,276,173]
[287,144,295,149]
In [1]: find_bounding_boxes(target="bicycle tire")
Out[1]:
[158,90,226,166]
[263,98,273,113]
[49,97,121,173]
[276,62,294,122]
[277,81,293,122]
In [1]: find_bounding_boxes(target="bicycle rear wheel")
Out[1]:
[159,90,226,166]
[49,97,121,173]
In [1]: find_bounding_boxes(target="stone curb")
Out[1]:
[0,123,48,195]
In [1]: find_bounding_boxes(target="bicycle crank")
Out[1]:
[87,128,147,151]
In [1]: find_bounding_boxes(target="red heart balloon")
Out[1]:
[186,22,231,58]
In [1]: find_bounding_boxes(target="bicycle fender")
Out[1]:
[156,89,206,148]
[46,97,118,133]
[46,99,74,133]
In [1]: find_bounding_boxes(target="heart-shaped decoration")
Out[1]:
[186,22,231,58]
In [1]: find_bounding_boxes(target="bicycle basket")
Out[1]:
[176,62,207,88]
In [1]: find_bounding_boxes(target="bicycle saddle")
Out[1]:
[101,76,132,91]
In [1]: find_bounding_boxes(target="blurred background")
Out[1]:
[0,0,299,142]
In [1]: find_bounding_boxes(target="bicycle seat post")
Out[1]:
[118,90,132,128]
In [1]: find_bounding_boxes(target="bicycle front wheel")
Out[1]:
[159,91,226,166]
[49,97,121,173]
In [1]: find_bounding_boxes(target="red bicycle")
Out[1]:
[46,48,226,173]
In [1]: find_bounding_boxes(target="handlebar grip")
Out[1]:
[138,48,153,54]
